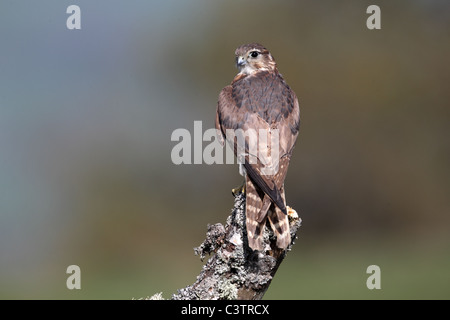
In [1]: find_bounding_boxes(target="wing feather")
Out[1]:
[216,69,300,250]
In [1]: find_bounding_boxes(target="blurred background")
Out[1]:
[0,0,449,299]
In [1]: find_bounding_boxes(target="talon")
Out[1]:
[232,182,246,197]
[287,206,299,220]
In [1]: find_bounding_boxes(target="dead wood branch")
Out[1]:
[171,193,301,300]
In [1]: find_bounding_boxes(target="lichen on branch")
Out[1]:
[171,193,301,300]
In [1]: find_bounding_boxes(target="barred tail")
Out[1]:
[246,177,291,251]
[267,205,291,249]
[245,176,265,251]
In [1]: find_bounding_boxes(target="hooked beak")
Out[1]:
[236,56,246,67]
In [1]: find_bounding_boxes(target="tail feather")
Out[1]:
[245,177,291,251]
[269,186,291,249]
[245,176,264,251]
[268,206,291,249]
[256,195,272,223]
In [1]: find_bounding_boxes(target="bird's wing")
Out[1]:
[217,72,299,215]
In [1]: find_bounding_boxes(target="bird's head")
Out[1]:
[234,43,277,75]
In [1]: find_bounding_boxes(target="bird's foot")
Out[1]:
[287,206,299,221]
[232,183,246,197]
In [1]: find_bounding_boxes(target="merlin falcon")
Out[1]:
[215,43,300,251]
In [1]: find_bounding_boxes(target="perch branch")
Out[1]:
[171,193,301,300]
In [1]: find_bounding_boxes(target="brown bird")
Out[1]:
[215,43,300,251]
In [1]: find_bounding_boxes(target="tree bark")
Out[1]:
[171,193,301,300]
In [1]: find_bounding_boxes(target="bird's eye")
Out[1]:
[250,51,259,58]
